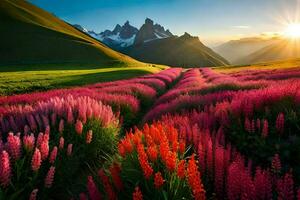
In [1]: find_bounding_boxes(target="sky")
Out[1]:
[29,0,300,46]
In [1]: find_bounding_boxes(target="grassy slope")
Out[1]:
[214,58,300,73]
[0,66,163,95]
[0,0,167,95]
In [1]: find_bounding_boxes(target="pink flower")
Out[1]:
[59,119,64,134]
[79,193,88,200]
[0,151,11,187]
[24,125,30,134]
[31,148,42,172]
[45,125,50,136]
[67,107,74,124]
[49,146,58,164]
[86,130,93,144]
[262,119,268,138]
[7,132,21,160]
[277,171,294,200]
[276,113,284,135]
[244,118,251,133]
[87,176,102,200]
[67,144,73,156]
[36,132,44,148]
[23,133,35,152]
[271,154,281,174]
[40,139,49,160]
[44,166,55,188]
[75,120,83,135]
[59,137,64,149]
[29,189,38,200]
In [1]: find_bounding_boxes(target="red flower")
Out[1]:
[98,169,117,200]
[179,140,186,154]
[154,172,164,189]
[187,154,206,200]
[166,151,177,172]
[133,186,143,200]
[177,160,186,179]
[44,166,55,188]
[137,144,153,179]
[0,151,11,187]
[109,163,123,191]
[31,148,42,172]
[147,146,158,162]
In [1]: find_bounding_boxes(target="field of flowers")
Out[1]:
[1,66,300,199]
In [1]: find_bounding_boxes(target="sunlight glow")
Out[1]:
[284,23,300,38]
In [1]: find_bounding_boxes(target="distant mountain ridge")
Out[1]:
[74,18,229,67]
[214,36,282,64]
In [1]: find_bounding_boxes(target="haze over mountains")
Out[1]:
[214,35,300,65]
[74,18,229,67]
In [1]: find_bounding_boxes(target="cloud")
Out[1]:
[232,25,251,29]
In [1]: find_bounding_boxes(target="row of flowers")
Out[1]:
[0,95,120,199]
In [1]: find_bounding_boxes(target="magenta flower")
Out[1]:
[0,151,11,187]
[44,166,55,188]
[87,176,102,200]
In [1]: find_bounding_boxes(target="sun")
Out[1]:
[284,23,300,38]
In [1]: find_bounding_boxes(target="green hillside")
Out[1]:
[0,0,166,95]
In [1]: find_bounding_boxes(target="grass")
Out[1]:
[214,58,300,73]
[0,66,165,96]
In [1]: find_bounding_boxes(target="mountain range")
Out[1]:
[214,35,300,65]
[74,19,229,67]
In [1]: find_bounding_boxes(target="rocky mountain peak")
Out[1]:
[145,18,154,25]
[112,24,122,34]
[134,18,173,45]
